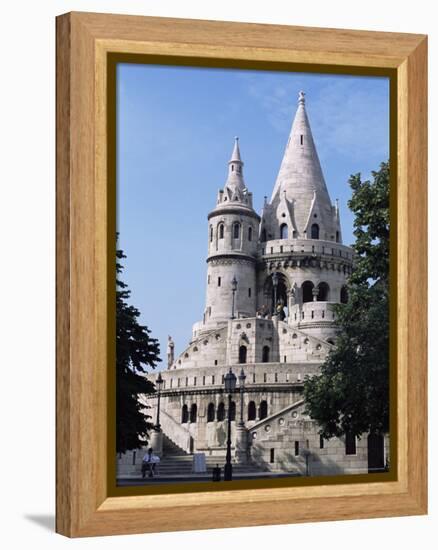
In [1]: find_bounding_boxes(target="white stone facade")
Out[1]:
[117,92,388,479]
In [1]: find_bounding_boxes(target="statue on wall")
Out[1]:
[167,335,175,368]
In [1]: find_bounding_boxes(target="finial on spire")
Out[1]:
[298,91,305,105]
[229,136,242,164]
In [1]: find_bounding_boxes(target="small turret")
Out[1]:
[198,139,260,334]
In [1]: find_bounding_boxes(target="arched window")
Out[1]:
[280,223,288,239]
[217,402,225,421]
[302,280,314,303]
[190,403,197,423]
[233,223,240,239]
[230,401,236,421]
[311,223,320,239]
[219,224,224,239]
[261,228,267,242]
[259,400,268,420]
[239,345,247,364]
[317,282,330,301]
[181,404,188,424]
[340,286,349,304]
[248,401,256,421]
[248,226,252,241]
[262,345,270,363]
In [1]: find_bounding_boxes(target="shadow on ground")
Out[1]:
[24,514,55,532]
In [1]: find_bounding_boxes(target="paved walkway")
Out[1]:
[117,471,300,486]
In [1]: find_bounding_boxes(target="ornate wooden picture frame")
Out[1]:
[56,12,427,537]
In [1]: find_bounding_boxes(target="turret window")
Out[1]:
[210,225,213,242]
[311,223,320,239]
[262,345,270,363]
[261,228,267,242]
[300,134,304,145]
[218,277,221,287]
[248,227,252,241]
[248,288,252,298]
[280,223,288,239]
[233,223,240,239]
[219,224,224,239]
[336,231,340,243]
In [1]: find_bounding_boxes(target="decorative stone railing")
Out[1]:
[258,239,353,261]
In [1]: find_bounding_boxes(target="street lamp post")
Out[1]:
[272,272,278,314]
[238,368,246,426]
[224,368,237,481]
[231,276,238,319]
[155,372,163,431]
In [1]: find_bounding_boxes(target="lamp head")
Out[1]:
[224,368,237,393]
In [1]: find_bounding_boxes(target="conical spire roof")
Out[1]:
[225,137,245,192]
[269,91,334,237]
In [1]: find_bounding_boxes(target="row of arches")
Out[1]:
[181,400,269,424]
[260,223,342,243]
[261,223,320,242]
[263,273,348,308]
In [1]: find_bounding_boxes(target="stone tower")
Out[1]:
[257,91,352,341]
[199,138,260,334]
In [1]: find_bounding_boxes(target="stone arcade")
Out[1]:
[118,92,388,480]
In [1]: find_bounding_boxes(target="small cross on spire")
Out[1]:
[298,91,306,105]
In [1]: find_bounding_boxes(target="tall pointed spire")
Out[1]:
[265,91,339,241]
[224,136,245,192]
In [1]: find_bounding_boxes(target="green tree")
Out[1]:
[304,162,390,439]
[116,246,161,454]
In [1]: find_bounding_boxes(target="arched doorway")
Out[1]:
[259,400,268,420]
[217,402,225,421]
[262,345,270,363]
[190,403,197,423]
[248,401,256,421]
[340,286,349,304]
[229,401,236,421]
[367,433,385,472]
[181,404,188,424]
[302,280,314,303]
[317,282,330,301]
[264,272,289,316]
[207,403,215,422]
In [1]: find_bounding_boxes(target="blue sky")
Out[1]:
[117,63,389,366]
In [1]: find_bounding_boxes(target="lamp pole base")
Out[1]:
[224,463,233,481]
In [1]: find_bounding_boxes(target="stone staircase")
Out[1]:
[154,454,268,478]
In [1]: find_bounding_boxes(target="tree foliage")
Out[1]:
[116,246,161,454]
[304,162,390,438]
